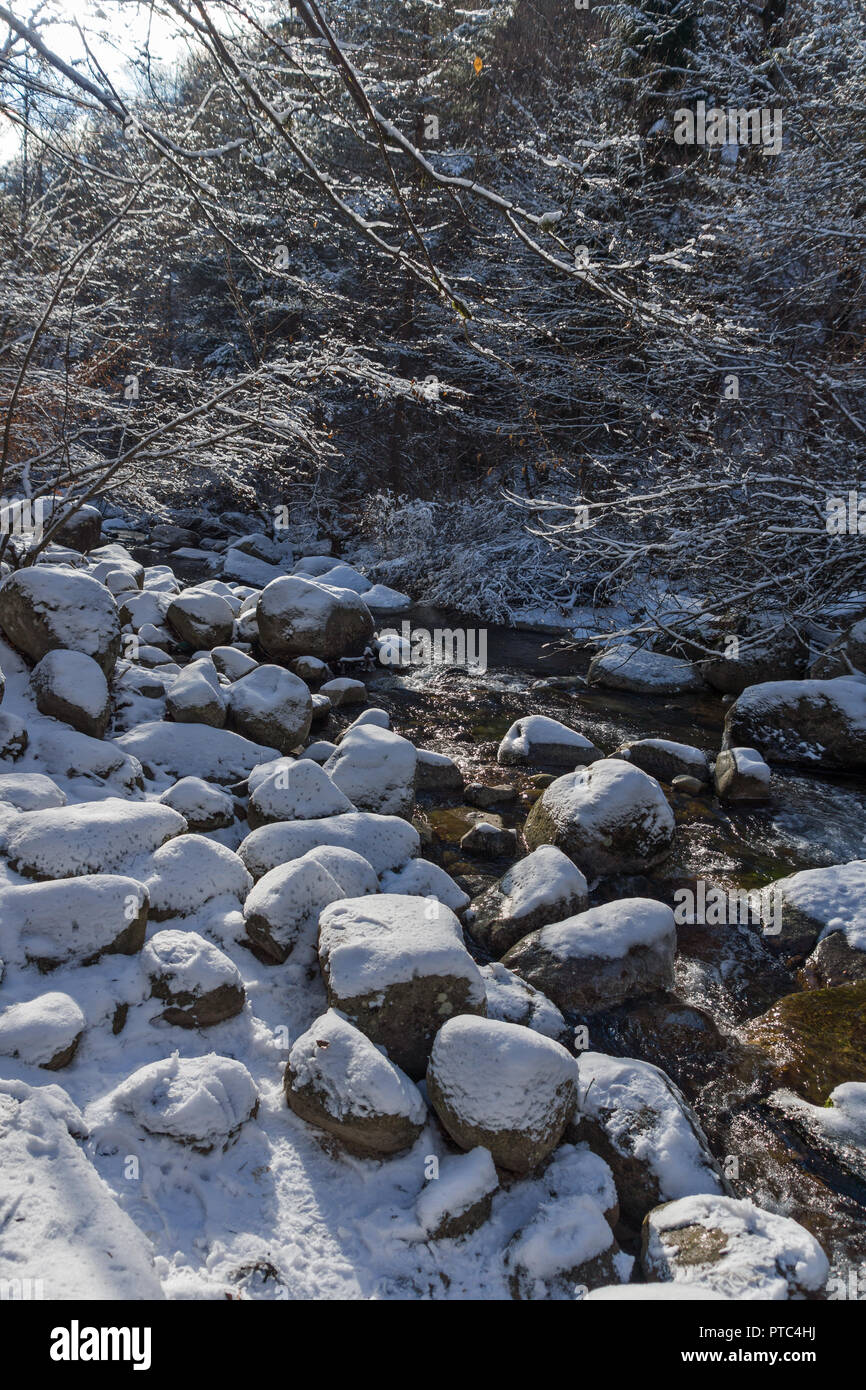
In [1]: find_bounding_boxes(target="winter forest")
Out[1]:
[0,0,865,1318]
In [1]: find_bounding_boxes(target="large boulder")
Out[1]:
[6,798,185,879]
[723,677,866,772]
[257,574,374,662]
[506,1192,626,1299]
[640,1195,828,1299]
[426,1014,577,1173]
[497,715,601,768]
[47,502,103,552]
[114,720,279,783]
[247,759,353,829]
[467,845,589,956]
[238,811,419,880]
[243,849,371,964]
[158,777,234,832]
[324,724,417,817]
[502,898,677,1014]
[587,644,704,695]
[142,929,245,1027]
[480,962,570,1044]
[524,758,676,876]
[713,746,771,801]
[0,874,148,969]
[573,1053,726,1227]
[165,658,227,727]
[31,649,111,738]
[0,771,66,811]
[318,894,486,1078]
[228,664,312,754]
[701,614,807,695]
[416,1148,499,1240]
[166,587,234,649]
[742,980,866,1105]
[107,1053,258,1152]
[0,568,120,675]
[284,1009,427,1156]
[614,738,710,785]
[143,835,251,920]
[0,992,85,1069]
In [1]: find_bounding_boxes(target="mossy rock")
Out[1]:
[743,980,866,1105]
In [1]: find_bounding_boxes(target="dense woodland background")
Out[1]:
[0,0,864,622]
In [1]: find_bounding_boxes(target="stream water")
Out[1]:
[365,605,866,1282]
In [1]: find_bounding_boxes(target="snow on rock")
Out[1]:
[502,898,676,1014]
[247,755,294,794]
[416,1147,499,1240]
[221,547,288,588]
[0,992,86,1068]
[426,1014,577,1173]
[141,835,252,920]
[257,574,374,663]
[324,724,417,817]
[769,1081,866,1157]
[166,587,235,649]
[506,1194,626,1298]
[247,758,352,830]
[289,654,332,686]
[480,962,570,1044]
[243,851,356,964]
[158,777,234,832]
[524,758,676,876]
[228,664,312,754]
[318,894,486,1079]
[299,740,336,764]
[0,771,66,811]
[319,677,367,707]
[0,567,121,676]
[335,707,390,743]
[614,737,710,785]
[380,858,470,916]
[497,715,601,768]
[316,562,371,595]
[6,798,186,879]
[284,1009,427,1157]
[119,588,171,631]
[763,860,866,955]
[0,1079,164,1298]
[362,583,412,616]
[574,1052,726,1226]
[31,649,111,739]
[165,658,227,727]
[114,720,279,784]
[724,676,866,772]
[238,811,419,880]
[105,1053,258,1152]
[28,726,142,789]
[587,643,704,695]
[415,747,464,792]
[0,874,149,969]
[142,930,245,1027]
[641,1195,829,1300]
[304,845,379,897]
[713,746,771,801]
[467,845,588,956]
[211,645,258,681]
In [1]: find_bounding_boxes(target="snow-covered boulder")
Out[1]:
[701,614,807,694]
[524,759,676,876]
[467,845,588,956]
[304,844,380,897]
[6,799,185,879]
[243,850,362,964]
[574,1053,726,1226]
[142,930,245,1028]
[158,777,234,832]
[614,738,710,785]
[31,649,111,738]
[497,715,601,768]
[319,676,367,707]
[362,583,412,617]
[318,895,487,1079]
[415,748,464,793]
[247,758,351,831]
[299,739,336,764]
[587,644,704,695]
[640,1195,829,1299]
[713,746,771,801]
[426,1015,577,1173]
[221,547,286,588]
[166,587,234,649]
[165,657,227,727]
[289,654,332,687]
[143,835,252,920]
[723,677,866,772]
[114,720,279,783]
[238,811,419,880]
[1,874,148,969]
[31,726,143,789]
[324,724,417,817]
[761,860,866,957]
[459,822,517,857]
[480,961,570,1044]
[108,1053,258,1152]
[118,588,171,632]
[0,1079,163,1299]
[49,501,102,552]
[257,575,374,662]
[228,664,312,754]
[502,898,676,1014]
[211,645,257,681]
[284,1010,427,1156]
[506,1194,626,1298]
[379,858,470,916]
[0,568,121,675]
[416,1147,499,1240]
[0,992,85,1068]
[0,771,66,812]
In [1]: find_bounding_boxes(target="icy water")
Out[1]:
[367,606,866,1279]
